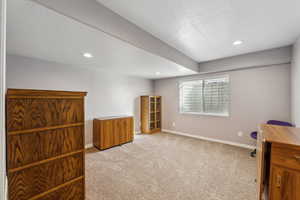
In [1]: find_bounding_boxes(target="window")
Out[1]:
[179,76,230,116]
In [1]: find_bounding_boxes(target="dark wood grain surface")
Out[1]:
[8,126,84,169]
[7,98,84,132]
[8,153,83,200]
[6,89,86,200]
[93,117,134,150]
[34,178,84,200]
[7,89,87,97]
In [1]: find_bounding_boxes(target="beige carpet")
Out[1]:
[86,133,257,200]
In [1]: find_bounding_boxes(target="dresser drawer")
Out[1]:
[271,144,300,171]
[8,152,84,200]
[7,98,84,132]
[7,126,84,169]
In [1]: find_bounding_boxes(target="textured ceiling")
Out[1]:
[97,0,300,62]
[7,0,196,79]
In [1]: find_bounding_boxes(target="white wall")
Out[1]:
[6,55,154,145]
[154,64,291,146]
[291,37,300,127]
[0,0,6,199]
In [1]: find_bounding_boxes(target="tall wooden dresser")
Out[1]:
[257,124,300,200]
[140,96,161,134]
[6,89,87,200]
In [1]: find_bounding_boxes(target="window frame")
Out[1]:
[178,75,231,117]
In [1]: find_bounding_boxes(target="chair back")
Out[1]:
[267,120,293,127]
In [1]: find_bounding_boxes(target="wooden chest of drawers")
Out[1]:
[6,89,86,200]
[93,116,134,150]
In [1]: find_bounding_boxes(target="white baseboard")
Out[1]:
[85,144,93,149]
[162,129,255,150]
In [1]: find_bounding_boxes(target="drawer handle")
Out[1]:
[294,155,300,162]
[276,175,282,188]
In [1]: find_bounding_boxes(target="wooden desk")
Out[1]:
[257,124,300,200]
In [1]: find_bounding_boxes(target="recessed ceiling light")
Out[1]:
[155,72,161,75]
[233,40,243,46]
[83,52,93,58]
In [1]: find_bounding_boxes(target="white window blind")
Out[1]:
[179,76,230,116]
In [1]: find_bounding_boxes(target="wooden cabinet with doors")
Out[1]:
[6,89,86,200]
[257,124,300,200]
[93,116,134,150]
[141,96,161,134]
[269,144,300,200]
[269,165,300,200]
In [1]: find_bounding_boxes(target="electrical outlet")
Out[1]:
[238,131,243,137]
[172,122,176,127]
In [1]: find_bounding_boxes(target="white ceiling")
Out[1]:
[97,0,300,62]
[7,0,196,79]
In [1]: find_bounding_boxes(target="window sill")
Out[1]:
[179,112,229,117]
